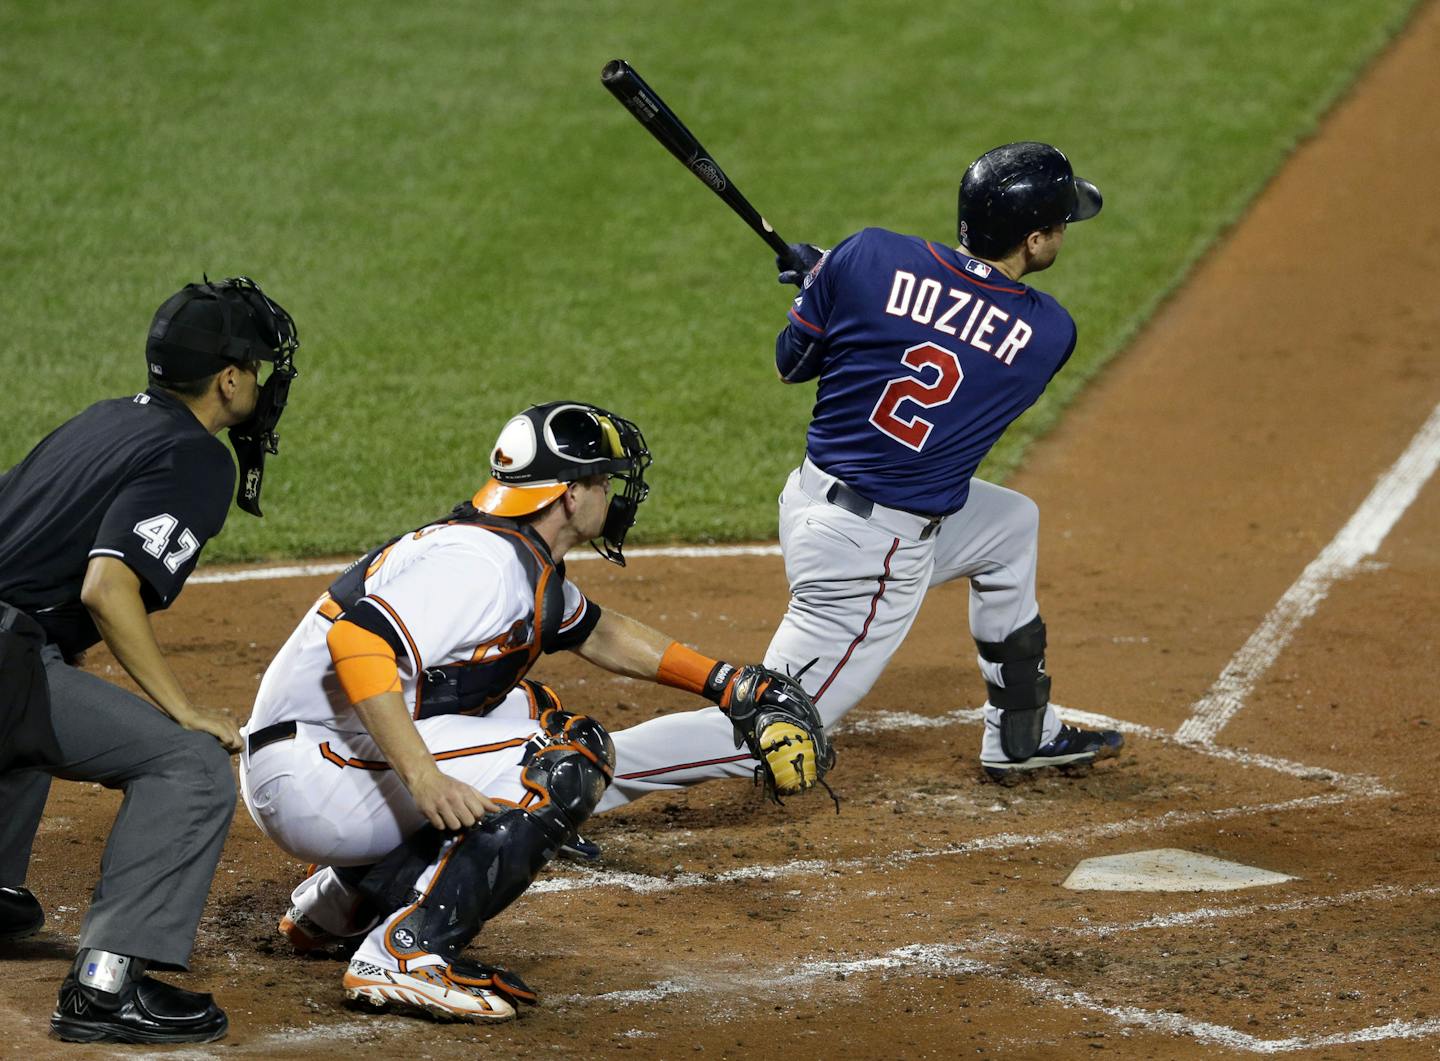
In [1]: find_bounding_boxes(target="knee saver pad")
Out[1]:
[976,615,1051,760]
[522,746,609,841]
[537,708,615,781]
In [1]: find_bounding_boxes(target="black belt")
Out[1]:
[247,720,297,756]
[824,481,944,541]
[0,601,44,638]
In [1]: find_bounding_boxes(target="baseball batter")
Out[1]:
[240,401,828,1022]
[0,276,298,1044]
[598,142,1122,810]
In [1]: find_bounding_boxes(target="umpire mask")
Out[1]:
[146,275,299,517]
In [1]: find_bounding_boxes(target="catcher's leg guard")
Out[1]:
[975,615,1051,761]
[356,714,614,970]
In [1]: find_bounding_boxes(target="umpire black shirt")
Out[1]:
[0,387,234,659]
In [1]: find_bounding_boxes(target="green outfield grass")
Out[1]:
[0,0,1419,560]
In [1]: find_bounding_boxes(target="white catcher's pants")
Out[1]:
[240,688,549,867]
[598,460,1061,811]
[239,687,547,949]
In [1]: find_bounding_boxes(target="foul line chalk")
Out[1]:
[531,792,1355,896]
[188,543,781,585]
[839,703,1387,796]
[1178,401,1440,745]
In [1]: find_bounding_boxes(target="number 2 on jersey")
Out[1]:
[868,341,964,451]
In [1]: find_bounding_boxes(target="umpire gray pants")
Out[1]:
[0,643,235,968]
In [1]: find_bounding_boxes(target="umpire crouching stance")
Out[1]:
[0,276,298,1044]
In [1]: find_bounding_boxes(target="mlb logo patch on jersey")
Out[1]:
[964,259,992,279]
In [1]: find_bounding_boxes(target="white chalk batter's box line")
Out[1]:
[839,702,1388,797]
[554,882,1440,1054]
[532,790,1358,898]
[527,694,1388,901]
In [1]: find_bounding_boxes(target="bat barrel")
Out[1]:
[602,59,797,266]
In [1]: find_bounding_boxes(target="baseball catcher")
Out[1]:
[240,400,836,1023]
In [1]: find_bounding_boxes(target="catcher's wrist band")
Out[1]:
[656,641,728,698]
[327,619,402,705]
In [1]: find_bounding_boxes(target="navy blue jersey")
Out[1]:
[776,228,1077,515]
[0,388,234,657]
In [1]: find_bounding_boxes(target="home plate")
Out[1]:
[1063,848,1296,892]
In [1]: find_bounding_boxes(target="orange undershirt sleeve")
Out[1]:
[656,641,721,696]
[326,619,402,705]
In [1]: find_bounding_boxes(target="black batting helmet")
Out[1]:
[473,401,652,564]
[957,142,1102,259]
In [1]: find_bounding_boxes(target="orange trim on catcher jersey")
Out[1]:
[365,540,400,580]
[559,597,587,631]
[365,593,424,716]
[405,521,556,720]
[327,620,402,705]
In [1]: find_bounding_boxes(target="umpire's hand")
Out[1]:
[175,706,242,753]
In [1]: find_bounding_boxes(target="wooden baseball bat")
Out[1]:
[601,59,805,273]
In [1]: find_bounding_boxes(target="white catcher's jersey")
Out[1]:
[247,521,597,735]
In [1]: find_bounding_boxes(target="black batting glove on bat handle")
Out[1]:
[777,243,826,286]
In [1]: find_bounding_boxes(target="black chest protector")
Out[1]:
[327,505,566,719]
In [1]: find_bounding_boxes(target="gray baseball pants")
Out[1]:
[597,460,1061,810]
[0,643,235,967]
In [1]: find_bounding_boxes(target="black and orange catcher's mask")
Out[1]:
[473,401,652,565]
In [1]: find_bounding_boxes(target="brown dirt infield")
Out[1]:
[5,4,1440,1057]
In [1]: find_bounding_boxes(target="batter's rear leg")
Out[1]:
[930,480,1123,781]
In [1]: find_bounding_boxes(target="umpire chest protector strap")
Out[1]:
[326,506,566,717]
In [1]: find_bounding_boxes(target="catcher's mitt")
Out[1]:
[716,665,835,803]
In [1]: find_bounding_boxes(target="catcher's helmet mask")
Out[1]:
[474,401,652,565]
[957,141,1103,260]
[146,275,299,518]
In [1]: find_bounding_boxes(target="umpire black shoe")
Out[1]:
[981,724,1124,783]
[0,886,44,941]
[51,961,228,1044]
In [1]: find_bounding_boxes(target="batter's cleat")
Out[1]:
[981,724,1124,783]
[51,971,228,1044]
[558,834,602,862]
[0,886,44,941]
[343,959,516,1022]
